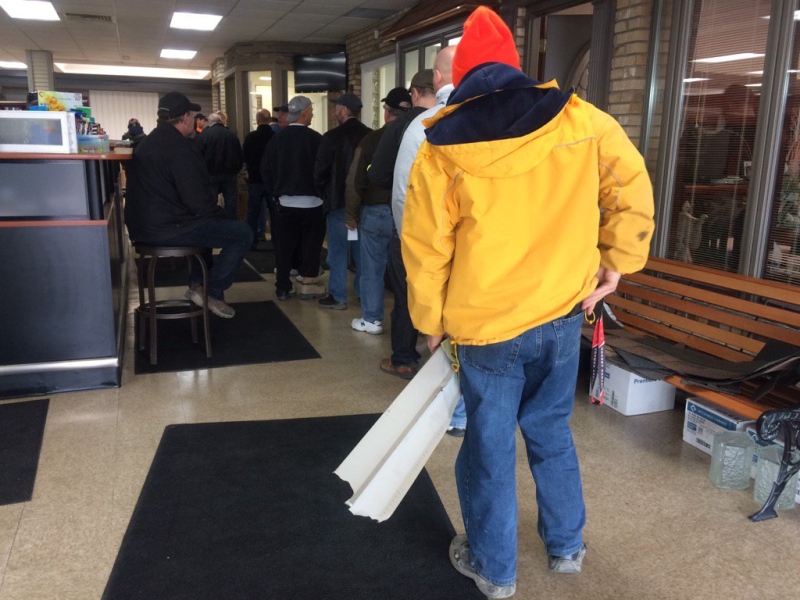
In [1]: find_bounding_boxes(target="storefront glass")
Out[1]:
[764,20,800,285]
[361,57,396,129]
[668,0,770,271]
[423,43,441,69]
[404,49,419,88]
[247,70,273,132]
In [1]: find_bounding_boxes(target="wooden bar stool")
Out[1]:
[134,244,212,365]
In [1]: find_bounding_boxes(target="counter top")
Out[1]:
[0,152,131,161]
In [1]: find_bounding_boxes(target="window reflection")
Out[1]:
[670,0,770,272]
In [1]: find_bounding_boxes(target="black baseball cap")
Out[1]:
[158,91,201,119]
[273,104,289,112]
[330,92,363,112]
[381,87,412,111]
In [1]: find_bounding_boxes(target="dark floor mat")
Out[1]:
[103,414,483,600]
[133,301,319,374]
[0,398,49,505]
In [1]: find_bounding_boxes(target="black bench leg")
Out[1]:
[748,408,800,522]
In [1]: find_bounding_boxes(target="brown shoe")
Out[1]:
[379,358,418,380]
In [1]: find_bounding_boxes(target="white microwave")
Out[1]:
[0,110,78,154]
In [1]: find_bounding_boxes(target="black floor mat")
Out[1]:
[103,414,483,600]
[133,301,319,374]
[0,398,49,505]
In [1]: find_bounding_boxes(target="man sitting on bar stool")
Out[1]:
[125,91,253,318]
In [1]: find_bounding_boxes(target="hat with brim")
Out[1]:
[381,87,412,110]
[410,69,434,91]
[286,95,312,123]
[158,91,201,119]
[330,92,362,113]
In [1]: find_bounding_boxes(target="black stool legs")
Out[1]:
[135,245,212,365]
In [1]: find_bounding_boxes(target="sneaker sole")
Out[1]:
[352,325,383,335]
[449,536,516,599]
[209,306,235,318]
[549,544,587,573]
[320,303,347,310]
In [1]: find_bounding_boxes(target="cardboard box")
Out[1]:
[745,425,800,504]
[682,398,755,455]
[35,90,83,112]
[591,360,676,416]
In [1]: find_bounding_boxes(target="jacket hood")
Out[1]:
[423,63,573,178]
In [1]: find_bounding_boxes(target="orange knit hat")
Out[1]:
[452,6,521,86]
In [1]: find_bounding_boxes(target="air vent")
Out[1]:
[63,13,115,24]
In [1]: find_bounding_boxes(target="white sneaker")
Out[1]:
[351,318,383,334]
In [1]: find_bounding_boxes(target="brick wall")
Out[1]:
[608,0,655,147]
[345,11,409,98]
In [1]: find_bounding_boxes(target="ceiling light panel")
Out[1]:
[55,62,209,80]
[0,60,27,68]
[0,1,59,21]
[161,49,197,60]
[170,12,223,31]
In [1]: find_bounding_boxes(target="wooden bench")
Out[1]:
[605,257,800,420]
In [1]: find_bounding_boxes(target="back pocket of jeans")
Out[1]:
[460,336,522,375]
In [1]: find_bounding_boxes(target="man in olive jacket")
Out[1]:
[125,91,252,319]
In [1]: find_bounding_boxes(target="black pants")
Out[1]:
[275,204,325,292]
[387,230,420,366]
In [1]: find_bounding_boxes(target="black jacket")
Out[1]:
[242,124,274,184]
[345,125,391,225]
[366,106,426,189]
[261,125,322,199]
[125,121,225,242]
[196,122,244,177]
[313,118,372,212]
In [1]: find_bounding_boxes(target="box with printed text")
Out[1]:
[591,360,676,416]
[682,397,755,455]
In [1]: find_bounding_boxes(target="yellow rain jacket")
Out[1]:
[401,65,654,345]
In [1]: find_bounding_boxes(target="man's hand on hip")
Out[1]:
[581,266,621,315]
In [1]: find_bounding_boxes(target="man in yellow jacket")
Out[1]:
[401,7,655,599]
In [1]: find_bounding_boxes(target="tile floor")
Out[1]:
[0,265,798,600]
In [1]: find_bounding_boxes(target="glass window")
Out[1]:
[361,57,396,130]
[287,71,328,136]
[404,49,419,88]
[247,70,273,132]
[668,0,769,272]
[764,35,800,284]
[424,43,441,69]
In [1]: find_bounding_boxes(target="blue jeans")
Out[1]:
[246,183,268,239]
[158,219,253,301]
[326,208,360,303]
[455,312,586,586]
[210,174,238,221]
[450,395,467,430]
[358,204,393,322]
